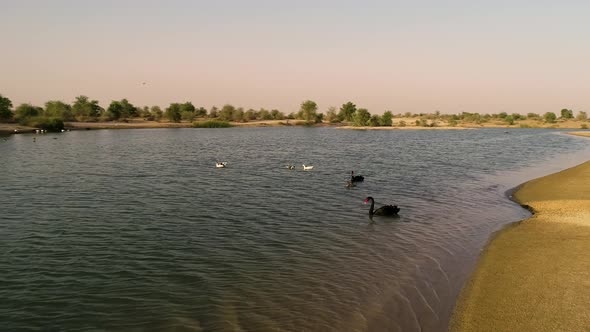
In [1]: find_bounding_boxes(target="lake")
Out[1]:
[1,127,589,331]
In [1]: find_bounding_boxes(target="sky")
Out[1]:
[1,0,589,114]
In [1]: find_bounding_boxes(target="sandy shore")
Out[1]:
[451,150,590,330]
[0,123,37,134]
[568,131,590,138]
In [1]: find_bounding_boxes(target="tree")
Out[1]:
[195,107,207,117]
[560,108,574,119]
[315,113,324,123]
[232,108,244,122]
[0,94,13,120]
[166,103,182,122]
[106,101,123,120]
[181,111,195,121]
[380,111,393,126]
[218,104,235,121]
[497,112,508,119]
[544,112,557,123]
[258,108,272,120]
[505,115,514,125]
[209,106,218,118]
[576,111,587,121]
[15,103,42,120]
[369,114,381,126]
[72,95,102,119]
[139,106,151,118]
[45,100,73,120]
[527,112,539,119]
[119,99,137,118]
[180,102,196,114]
[245,109,257,121]
[325,106,340,123]
[338,102,356,122]
[353,108,371,126]
[270,109,284,120]
[300,100,318,122]
[150,106,163,120]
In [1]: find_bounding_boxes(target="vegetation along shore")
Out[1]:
[451,133,590,331]
[1,93,589,134]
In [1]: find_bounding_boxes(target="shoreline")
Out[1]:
[450,135,590,331]
[336,125,469,130]
[2,120,590,135]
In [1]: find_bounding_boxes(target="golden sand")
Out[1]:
[451,158,590,331]
[568,131,590,138]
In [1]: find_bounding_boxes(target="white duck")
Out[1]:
[302,164,314,170]
[216,162,227,168]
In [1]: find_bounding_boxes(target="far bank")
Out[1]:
[3,119,590,135]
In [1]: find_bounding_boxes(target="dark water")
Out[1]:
[1,128,589,331]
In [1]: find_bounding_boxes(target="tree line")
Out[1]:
[0,94,394,128]
[0,93,587,130]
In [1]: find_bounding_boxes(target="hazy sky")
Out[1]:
[1,0,589,114]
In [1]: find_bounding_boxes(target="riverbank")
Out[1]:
[568,131,590,138]
[64,120,583,131]
[0,123,37,134]
[2,119,589,135]
[0,119,312,134]
[451,151,590,330]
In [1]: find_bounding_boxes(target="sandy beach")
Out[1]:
[568,131,590,138]
[451,140,590,331]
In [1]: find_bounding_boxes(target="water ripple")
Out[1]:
[1,128,589,331]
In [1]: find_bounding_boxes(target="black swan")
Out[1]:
[351,171,364,182]
[364,197,400,216]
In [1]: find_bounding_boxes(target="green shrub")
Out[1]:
[22,116,65,131]
[581,124,588,129]
[418,119,429,127]
[192,120,232,128]
[181,111,195,121]
[505,115,514,125]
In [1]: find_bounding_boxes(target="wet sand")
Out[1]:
[568,131,590,138]
[451,153,590,330]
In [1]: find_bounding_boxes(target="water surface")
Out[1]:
[1,128,589,331]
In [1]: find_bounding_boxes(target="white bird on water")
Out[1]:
[302,164,314,170]
[216,162,227,168]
